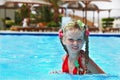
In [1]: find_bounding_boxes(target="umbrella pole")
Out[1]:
[93,11,95,27]
[84,1,91,25]
[82,9,84,22]
[108,9,111,18]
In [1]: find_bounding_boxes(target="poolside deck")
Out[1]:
[10,26,60,32]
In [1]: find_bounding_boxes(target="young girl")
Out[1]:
[59,20,89,75]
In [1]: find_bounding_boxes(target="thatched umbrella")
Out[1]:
[61,0,111,2]
[61,0,111,24]
[66,2,83,10]
[60,2,99,27]
[60,2,84,17]
[0,0,51,28]
[0,0,51,9]
[0,0,51,16]
[86,3,99,26]
[5,0,51,5]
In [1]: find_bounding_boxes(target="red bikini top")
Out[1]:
[62,50,86,74]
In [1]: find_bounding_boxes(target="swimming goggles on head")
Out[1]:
[58,20,89,39]
[62,20,85,31]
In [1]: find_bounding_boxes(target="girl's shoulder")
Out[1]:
[62,54,68,61]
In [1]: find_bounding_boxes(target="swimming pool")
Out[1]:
[0,32,120,80]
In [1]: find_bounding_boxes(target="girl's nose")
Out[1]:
[73,40,78,45]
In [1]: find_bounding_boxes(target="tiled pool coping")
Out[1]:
[0,31,120,37]
[0,31,58,36]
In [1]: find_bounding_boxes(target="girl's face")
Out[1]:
[63,30,85,54]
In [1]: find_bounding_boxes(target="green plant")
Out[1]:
[15,11,22,25]
[47,21,60,27]
[20,4,30,19]
[5,20,15,28]
[1,18,14,29]
[102,18,114,21]
[102,17,114,28]
[45,0,60,23]
[5,20,14,25]
[36,6,52,22]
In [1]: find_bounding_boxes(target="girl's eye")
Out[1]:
[77,39,82,42]
[68,39,74,42]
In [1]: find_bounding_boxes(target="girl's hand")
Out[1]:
[49,70,62,74]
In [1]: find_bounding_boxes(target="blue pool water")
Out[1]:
[0,34,120,80]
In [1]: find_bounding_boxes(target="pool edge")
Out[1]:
[0,31,120,36]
